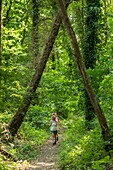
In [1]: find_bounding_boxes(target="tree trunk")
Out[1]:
[8,0,70,137]
[56,0,110,141]
[83,0,101,129]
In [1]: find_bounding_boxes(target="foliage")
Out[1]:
[0,119,49,169]
[58,116,112,170]
[1,0,113,169]
[15,122,49,161]
[35,69,84,116]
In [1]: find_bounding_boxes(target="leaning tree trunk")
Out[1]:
[56,0,110,142]
[8,0,70,137]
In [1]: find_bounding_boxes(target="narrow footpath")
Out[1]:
[28,131,63,170]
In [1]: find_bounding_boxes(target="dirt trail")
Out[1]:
[28,132,63,170]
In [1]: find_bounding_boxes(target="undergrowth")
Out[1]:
[58,116,113,170]
[0,115,49,169]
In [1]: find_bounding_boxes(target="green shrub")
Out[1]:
[58,116,107,170]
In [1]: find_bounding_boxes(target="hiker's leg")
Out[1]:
[54,134,57,142]
[55,130,58,141]
[52,133,54,140]
[51,131,55,142]
[53,131,57,145]
[56,130,58,141]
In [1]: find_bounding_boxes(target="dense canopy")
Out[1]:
[1,0,113,169]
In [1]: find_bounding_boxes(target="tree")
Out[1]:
[56,0,111,143]
[83,0,102,129]
[8,0,71,137]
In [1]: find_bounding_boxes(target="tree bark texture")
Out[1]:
[83,0,101,128]
[56,0,110,141]
[8,0,70,137]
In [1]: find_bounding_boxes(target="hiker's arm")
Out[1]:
[57,117,60,126]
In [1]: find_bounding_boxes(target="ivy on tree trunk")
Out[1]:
[83,0,102,129]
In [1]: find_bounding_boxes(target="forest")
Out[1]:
[1,0,113,169]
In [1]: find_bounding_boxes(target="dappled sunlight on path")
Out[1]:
[28,135,62,170]
[29,162,55,169]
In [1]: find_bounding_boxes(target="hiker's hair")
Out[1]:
[52,115,56,120]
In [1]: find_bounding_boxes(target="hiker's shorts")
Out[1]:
[51,130,57,135]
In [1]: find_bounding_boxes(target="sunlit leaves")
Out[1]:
[58,117,105,170]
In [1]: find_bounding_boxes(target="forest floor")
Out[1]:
[27,130,63,170]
